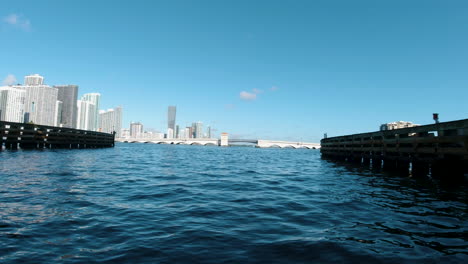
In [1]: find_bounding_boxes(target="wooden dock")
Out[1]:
[0,121,115,150]
[320,119,468,180]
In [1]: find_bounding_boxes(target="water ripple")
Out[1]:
[0,144,467,263]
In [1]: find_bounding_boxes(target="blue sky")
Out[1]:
[1,0,467,142]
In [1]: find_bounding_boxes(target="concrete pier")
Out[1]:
[321,119,468,180]
[0,121,115,150]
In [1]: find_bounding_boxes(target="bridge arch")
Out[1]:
[268,144,282,148]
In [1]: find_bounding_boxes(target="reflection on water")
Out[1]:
[0,144,467,263]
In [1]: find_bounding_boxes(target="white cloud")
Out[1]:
[2,74,17,86]
[252,88,262,94]
[270,86,279,91]
[240,91,257,101]
[3,14,31,31]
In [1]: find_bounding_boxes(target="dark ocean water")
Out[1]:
[0,143,467,263]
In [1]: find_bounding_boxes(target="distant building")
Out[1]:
[54,85,78,128]
[153,132,164,139]
[166,127,174,139]
[186,126,193,139]
[175,125,180,138]
[99,106,122,137]
[130,122,143,138]
[0,86,26,123]
[80,93,100,131]
[206,126,211,138]
[168,106,176,131]
[178,128,186,139]
[76,100,96,130]
[380,121,419,131]
[54,100,63,127]
[141,131,151,138]
[14,84,59,126]
[192,121,203,138]
[24,74,44,86]
[121,128,130,139]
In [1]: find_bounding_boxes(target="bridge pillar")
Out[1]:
[220,133,229,147]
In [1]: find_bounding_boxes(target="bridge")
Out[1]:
[116,138,219,146]
[116,135,320,149]
[228,139,320,149]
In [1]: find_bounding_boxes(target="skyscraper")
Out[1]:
[192,121,203,138]
[24,74,44,86]
[0,86,26,123]
[166,128,174,139]
[81,93,100,131]
[54,101,63,127]
[76,100,96,130]
[168,106,176,131]
[99,106,122,137]
[186,127,192,139]
[54,85,78,128]
[15,84,59,126]
[130,122,144,138]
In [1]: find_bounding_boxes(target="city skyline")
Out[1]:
[0,73,122,136]
[1,1,468,142]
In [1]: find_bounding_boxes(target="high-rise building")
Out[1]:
[54,85,78,128]
[175,125,180,139]
[166,127,174,139]
[130,122,144,138]
[207,126,211,138]
[178,128,186,139]
[76,100,96,130]
[187,126,193,138]
[168,106,176,131]
[24,74,44,86]
[99,107,122,137]
[192,121,203,138]
[54,101,63,127]
[81,93,100,131]
[0,86,26,123]
[15,84,59,126]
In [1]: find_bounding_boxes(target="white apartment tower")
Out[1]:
[80,93,100,131]
[24,74,44,86]
[0,86,26,123]
[130,122,144,138]
[54,101,63,127]
[76,100,96,130]
[14,84,59,126]
[99,106,122,137]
